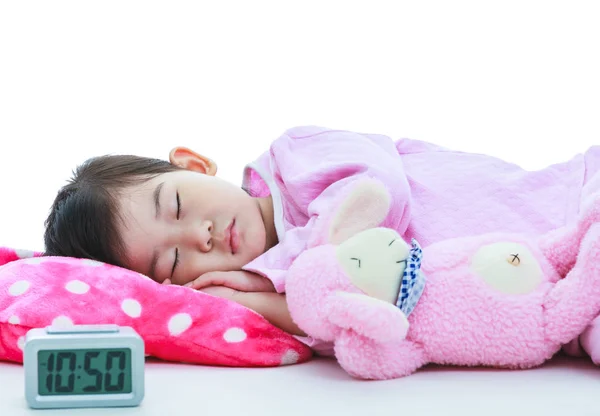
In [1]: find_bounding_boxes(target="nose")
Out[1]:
[184,220,213,252]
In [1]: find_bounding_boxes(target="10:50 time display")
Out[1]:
[37,348,132,396]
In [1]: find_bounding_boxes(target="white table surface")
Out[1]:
[1,355,598,416]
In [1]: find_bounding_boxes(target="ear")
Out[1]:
[169,147,217,176]
[327,179,391,245]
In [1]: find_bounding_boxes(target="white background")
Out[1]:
[1,3,600,415]
[1,1,599,250]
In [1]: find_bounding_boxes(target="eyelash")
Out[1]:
[171,248,179,277]
[172,191,181,277]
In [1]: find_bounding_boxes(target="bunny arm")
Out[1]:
[334,329,427,379]
[541,191,600,277]
[544,222,600,345]
[324,291,409,344]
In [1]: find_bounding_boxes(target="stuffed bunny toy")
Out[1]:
[285,178,600,380]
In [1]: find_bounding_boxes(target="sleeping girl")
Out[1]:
[43,125,600,359]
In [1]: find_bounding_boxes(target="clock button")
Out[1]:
[46,324,119,334]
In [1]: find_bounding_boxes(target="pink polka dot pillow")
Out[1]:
[0,248,312,367]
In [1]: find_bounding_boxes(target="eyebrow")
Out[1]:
[154,181,165,219]
[148,181,165,280]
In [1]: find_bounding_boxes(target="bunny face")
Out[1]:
[336,227,410,304]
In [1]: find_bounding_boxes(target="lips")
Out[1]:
[230,219,239,255]
[225,219,239,255]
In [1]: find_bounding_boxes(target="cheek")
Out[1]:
[119,229,154,271]
[247,220,266,248]
[242,212,267,256]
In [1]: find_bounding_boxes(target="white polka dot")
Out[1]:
[23,257,46,265]
[81,259,103,267]
[8,315,20,325]
[121,299,142,318]
[223,327,247,343]
[9,280,30,296]
[17,337,25,351]
[168,313,192,336]
[65,280,90,295]
[15,249,35,259]
[52,316,74,328]
[280,349,300,366]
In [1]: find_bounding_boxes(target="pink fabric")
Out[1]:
[0,248,311,367]
[241,126,600,357]
[243,126,591,290]
[286,181,600,379]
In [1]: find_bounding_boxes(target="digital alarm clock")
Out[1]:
[24,324,145,409]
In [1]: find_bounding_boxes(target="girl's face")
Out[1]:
[116,148,269,285]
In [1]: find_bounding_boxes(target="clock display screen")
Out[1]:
[37,348,132,395]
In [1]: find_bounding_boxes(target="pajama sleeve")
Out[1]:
[243,126,412,293]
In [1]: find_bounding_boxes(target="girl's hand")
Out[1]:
[200,286,306,337]
[167,270,304,336]
[183,270,276,292]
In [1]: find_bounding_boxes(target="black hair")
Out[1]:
[44,155,181,266]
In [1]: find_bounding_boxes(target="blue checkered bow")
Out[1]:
[395,239,426,316]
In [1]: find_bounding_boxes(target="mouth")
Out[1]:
[226,218,239,255]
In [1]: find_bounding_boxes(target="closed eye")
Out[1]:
[350,257,361,268]
[170,192,182,278]
[171,248,179,278]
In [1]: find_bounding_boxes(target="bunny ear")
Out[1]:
[313,178,391,246]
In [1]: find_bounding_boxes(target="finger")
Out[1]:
[183,271,264,292]
[215,271,275,292]
[184,272,224,289]
[162,278,172,285]
[200,286,241,300]
[242,273,276,292]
